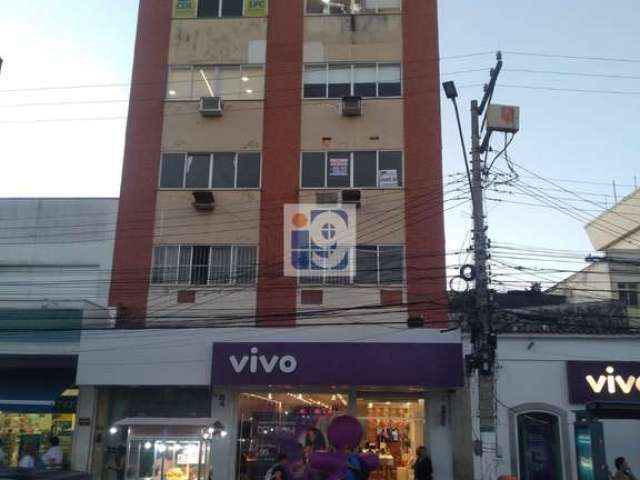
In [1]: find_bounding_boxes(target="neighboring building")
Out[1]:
[0,198,116,468]
[73,1,470,480]
[552,188,640,323]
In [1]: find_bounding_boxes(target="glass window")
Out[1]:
[328,64,351,98]
[160,153,185,188]
[212,153,236,188]
[378,64,401,96]
[236,153,261,188]
[517,412,563,480]
[192,66,217,98]
[376,0,401,13]
[215,66,241,99]
[301,152,326,187]
[379,246,404,284]
[191,246,210,285]
[237,392,348,480]
[356,396,424,457]
[618,283,639,307]
[353,151,377,187]
[327,152,351,188]
[378,151,402,187]
[185,154,211,189]
[304,65,327,98]
[209,246,232,284]
[355,246,378,284]
[221,0,243,16]
[198,0,220,17]
[153,246,180,283]
[353,64,377,97]
[235,247,257,284]
[178,246,192,284]
[240,65,264,99]
[167,67,192,100]
[306,0,326,14]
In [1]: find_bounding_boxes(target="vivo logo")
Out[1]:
[229,347,297,374]
[586,366,640,394]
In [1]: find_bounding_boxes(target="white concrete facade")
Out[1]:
[478,334,640,480]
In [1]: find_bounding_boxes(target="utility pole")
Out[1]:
[445,51,522,480]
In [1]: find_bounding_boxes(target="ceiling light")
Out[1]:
[144,442,152,450]
[168,90,177,96]
[109,427,118,435]
[241,76,249,82]
[245,89,253,94]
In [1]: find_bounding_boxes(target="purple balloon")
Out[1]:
[327,415,362,450]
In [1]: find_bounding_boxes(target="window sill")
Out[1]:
[158,188,261,191]
[302,96,403,101]
[304,12,402,17]
[151,284,257,290]
[299,187,404,191]
[165,98,265,103]
[173,16,268,20]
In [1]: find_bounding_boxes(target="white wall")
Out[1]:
[489,335,640,480]
[0,198,117,305]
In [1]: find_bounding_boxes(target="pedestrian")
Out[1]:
[108,445,127,480]
[41,436,63,468]
[412,446,433,480]
[614,457,638,480]
[265,453,290,480]
[0,439,6,466]
[18,446,36,469]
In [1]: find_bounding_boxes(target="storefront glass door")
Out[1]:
[236,392,349,480]
[355,397,425,480]
[517,412,563,480]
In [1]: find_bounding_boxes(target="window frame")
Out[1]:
[515,410,565,480]
[298,245,405,287]
[618,282,639,307]
[152,245,258,286]
[300,150,403,189]
[196,0,251,18]
[166,64,266,101]
[304,0,402,15]
[302,63,402,99]
[159,152,262,190]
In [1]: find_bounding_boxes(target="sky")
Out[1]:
[0,0,639,287]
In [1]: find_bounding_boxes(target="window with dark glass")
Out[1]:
[378,64,402,96]
[185,154,211,188]
[353,64,377,97]
[197,0,220,17]
[379,246,404,284]
[301,151,402,188]
[236,153,261,188]
[303,65,327,98]
[212,153,235,188]
[618,283,639,307]
[328,64,351,98]
[327,152,351,188]
[355,246,379,284]
[517,412,563,480]
[301,152,326,187]
[160,154,185,188]
[221,0,243,16]
[153,246,257,286]
[353,151,377,187]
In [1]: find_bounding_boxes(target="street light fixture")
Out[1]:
[441,80,471,191]
[442,80,458,100]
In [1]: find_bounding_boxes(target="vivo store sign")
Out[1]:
[567,361,640,404]
[212,343,464,387]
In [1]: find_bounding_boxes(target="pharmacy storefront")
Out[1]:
[74,327,470,480]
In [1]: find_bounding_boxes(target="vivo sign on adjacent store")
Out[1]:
[567,361,640,404]
[212,343,464,387]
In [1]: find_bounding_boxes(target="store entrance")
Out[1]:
[356,396,426,480]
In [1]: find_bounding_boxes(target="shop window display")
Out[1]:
[356,398,425,480]
[236,392,349,480]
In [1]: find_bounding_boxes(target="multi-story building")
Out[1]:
[73,2,470,479]
[0,198,116,468]
[551,188,640,324]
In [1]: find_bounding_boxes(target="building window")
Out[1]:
[517,412,563,480]
[167,65,265,100]
[303,63,401,98]
[159,152,261,189]
[152,246,257,286]
[301,151,402,188]
[195,0,266,17]
[306,0,401,14]
[299,245,404,286]
[618,283,639,307]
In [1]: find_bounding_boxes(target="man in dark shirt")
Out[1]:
[412,446,433,480]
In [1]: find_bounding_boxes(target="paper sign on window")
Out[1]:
[174,0,198,18]
[329,158,349,176]
[245,0,268,16]
[379,169,398,187]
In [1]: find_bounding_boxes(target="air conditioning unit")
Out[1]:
[316,191,339,204]
[192,191,215,212]
[341,189,361,208]
[199,96,224,117]
[340,96,362,117]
